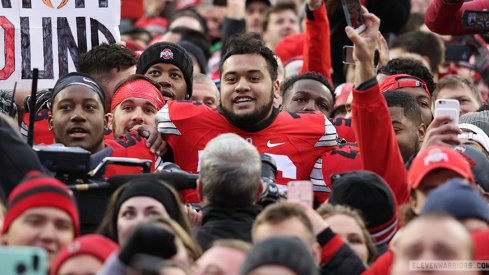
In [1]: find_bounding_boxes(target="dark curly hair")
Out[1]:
[280,72,335,103]
[78,43,137,76]
[220,33,278,81]
[378,58,436,94]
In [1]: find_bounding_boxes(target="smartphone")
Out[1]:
[445,44,471,62]
[342,45,380,66]
[342,45,355,65]
[341,0,366,33]
[0,246,47,275]
[287,181,313,207]
[434,99,460,126]
[462,10,489,30]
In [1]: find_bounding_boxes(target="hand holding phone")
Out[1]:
[287,181,313,208]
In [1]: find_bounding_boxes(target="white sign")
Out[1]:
[0,0,121,89]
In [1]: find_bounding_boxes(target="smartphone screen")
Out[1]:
[462,10,489,30]
[287,181,313,207]
[445,44,471,62]
[341,0,366,33]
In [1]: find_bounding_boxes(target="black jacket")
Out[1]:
[194,204,261,251]
[0,116,46,197]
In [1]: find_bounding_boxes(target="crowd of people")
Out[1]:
[1,0,489,274]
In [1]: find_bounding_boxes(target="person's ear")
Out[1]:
[255,179,264,204]
[273,80,280,99]
[197,178,204,202]
[48,114,54,131]
[106,113,113,130]
[417,123,427,144]
[410,190,422,215]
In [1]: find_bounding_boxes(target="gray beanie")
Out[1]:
[240,237,319,275]
[460,111,489,138]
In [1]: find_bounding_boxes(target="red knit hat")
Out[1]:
[379,74,431,98]
[50,234,119,275]
[408,146,475,191]
[2,172,80,237]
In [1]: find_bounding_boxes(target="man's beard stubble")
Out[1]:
[221,89,275,129]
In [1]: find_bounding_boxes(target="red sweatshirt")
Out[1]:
[425,0,489,35]
[301,2,333,84]
[351,78,410,205]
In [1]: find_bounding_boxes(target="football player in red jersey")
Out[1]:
[136,42,194,101]
[47,72,161,178]
[157,34,338,203]
[280,71,356,143]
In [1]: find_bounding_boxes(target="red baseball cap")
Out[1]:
[408,146,474,191]
[333,83,354,110]
[380,74,430,97]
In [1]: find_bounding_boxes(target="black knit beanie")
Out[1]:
[113,179,181,234]
[329,170,397,245]
[179,40,207,75]
[136,42,193,97]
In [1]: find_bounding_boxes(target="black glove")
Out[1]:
[23,89,52,114]
[118,223,177,265]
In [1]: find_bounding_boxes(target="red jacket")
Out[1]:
[425,0,489,35]
[351,78,409,205]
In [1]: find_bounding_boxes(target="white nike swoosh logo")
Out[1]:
[267,140,285,148]
[82,77,97,85]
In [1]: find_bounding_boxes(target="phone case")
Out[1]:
[287,181,313,207]
[435,99,460,110]
[0,247,47,275]
[340,0,366,32]
[434,108,459,126]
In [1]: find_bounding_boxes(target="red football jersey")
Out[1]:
[311,143,362,203]
[331,117,356,143]
[104,131,160,178]
[157,101,338,203]
[21,109,55,145]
